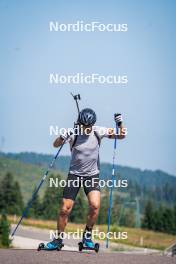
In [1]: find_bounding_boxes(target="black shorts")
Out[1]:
[63,174,100,201]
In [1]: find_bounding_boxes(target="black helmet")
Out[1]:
[78,108,96,126]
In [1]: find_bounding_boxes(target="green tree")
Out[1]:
[27,190,42,219]
[0,172,24,215]
[153,205,164,232]
[12,181,24,214]
[173,206,176,234]
[111,195,121,225]
[162,207,175,234]
[142,200,155,229]
[0,212,11,247]
[42,174,63,220]
[98,188,109,224]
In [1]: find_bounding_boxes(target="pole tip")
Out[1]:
[9,234,14,241]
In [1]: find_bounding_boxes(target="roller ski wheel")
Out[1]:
[38,243,45,251]
[57,243,64,251]
[94,243,100,253]
[78,241,83,252]
[78,241,100,253]
[37,239,64,251]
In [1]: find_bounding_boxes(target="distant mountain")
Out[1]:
[1,152,176,188]
[0,152,176,207]
[0,154,65,202]
[2,152,71,174]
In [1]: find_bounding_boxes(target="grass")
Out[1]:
[9,216,176,250]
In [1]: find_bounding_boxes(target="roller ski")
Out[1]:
[78,231,100,253]
[38,238,64,251]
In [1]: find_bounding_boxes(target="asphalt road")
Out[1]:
[8,225,176,263]
[10,225,160,254]
[0,249,175,264]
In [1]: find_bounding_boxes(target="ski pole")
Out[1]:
[11,93,81,238]
[106,123,118,248]
[11,141,66,238]
[70,93,81,114]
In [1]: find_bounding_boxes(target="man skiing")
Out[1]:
[46,108,126,250]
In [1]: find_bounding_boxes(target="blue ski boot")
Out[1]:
[38,238,64,251]
[78,230,99,253]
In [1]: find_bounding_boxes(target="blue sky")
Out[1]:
[0,0,176,175]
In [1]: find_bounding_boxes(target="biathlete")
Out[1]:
[43,108,125,250]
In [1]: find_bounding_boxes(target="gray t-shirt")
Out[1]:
[64,126,109,177]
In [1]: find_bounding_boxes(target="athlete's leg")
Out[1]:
[57,198,74,233]
[81,190,100,248]
[45,199,74,250]
[86,190,100,229]
[45,174,80,250]
[83,174,100,229]
[57,174,81,234]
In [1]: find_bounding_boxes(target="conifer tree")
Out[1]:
[142,200,155,229]
[0,212,10,247]
[0,173,24,215]
[42,174,63,220]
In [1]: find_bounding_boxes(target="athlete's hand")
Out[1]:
[60,130,73,141]
[114,113,123,127]
[60,131,68,141]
